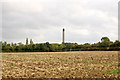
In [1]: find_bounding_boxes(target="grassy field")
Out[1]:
[2,51,119,78]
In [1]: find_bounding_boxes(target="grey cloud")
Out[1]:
[2,0,119,44]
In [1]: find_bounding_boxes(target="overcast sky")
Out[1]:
[1,0,119,44]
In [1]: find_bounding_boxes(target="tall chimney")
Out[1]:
[62,28,65,43]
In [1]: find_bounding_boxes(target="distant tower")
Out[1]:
[62,28,65,43]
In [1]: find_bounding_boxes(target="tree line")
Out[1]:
[1,37,120,52]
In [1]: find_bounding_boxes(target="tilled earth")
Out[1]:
[2,51,119,79]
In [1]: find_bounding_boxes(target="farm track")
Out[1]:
[1,51,119,78]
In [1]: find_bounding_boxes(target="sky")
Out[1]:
[0,0,119,44]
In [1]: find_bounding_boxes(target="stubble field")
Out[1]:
[2,51,119,79]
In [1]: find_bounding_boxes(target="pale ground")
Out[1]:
[1,51,119,78]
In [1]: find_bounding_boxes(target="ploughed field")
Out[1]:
[2,51,119,78]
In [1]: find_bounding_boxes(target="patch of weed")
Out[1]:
[84,66,90,69]
[112,69,120,75]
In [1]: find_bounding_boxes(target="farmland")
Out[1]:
[2,51,119,79]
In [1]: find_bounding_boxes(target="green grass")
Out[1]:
[84,66,90,69]
[112,69,120,75]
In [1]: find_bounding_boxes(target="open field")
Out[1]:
[2,51,119,79]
